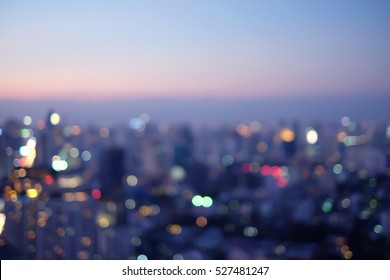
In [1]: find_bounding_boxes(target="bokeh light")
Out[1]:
[126,175,138,187]
[279,128,295,142]
[306,128,318,144]
[50,113,61,125]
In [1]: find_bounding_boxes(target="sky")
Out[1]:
[0,0,389,101]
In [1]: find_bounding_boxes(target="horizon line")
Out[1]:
[1,91,390,103]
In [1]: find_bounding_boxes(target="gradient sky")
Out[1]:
[0,0,389,100]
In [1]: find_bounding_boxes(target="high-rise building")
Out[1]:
[99,146,125,200]
[99,146,126,226]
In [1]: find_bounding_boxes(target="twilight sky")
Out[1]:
[0,0,389,101]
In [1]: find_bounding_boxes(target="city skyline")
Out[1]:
[1,95,390,125]
[1,105,390,260]
[1,0,390,262]
[1,0,389,101]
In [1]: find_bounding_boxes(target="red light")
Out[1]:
[276,178,288,188]
[271,166,280,178]
[260,165,271,176]
[44,175,53,185]
[91,189,101,200]
[241,162,251,174]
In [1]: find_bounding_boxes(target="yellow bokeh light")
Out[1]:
[98,217,109,228]
[37,218,46,227]
[236,123,251,138]
[0,213,6,235]
[344,250,353,259]
[18,169,27,177]
[96,214,111,228]
[280,128,295,142]
[10,190,18,202]
[139,205,153,216]
[50,113,61,125]
[167,224,182,235]
[127,175,138,186]
[26,188,39,199]
[23,147,36,168]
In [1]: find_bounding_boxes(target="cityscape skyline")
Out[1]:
[1,109,389,260]
[1,0,390,261]
[1,95,390,126]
